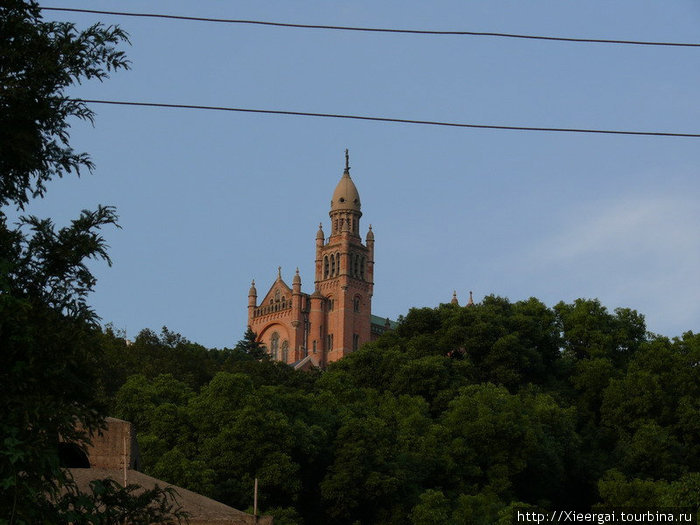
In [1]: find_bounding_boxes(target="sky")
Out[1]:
[28,0,700,348]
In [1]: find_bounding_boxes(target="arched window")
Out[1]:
[281,340,289,362]
[323,255,329,279]
[270,332,279,360]
[330,254,336,277]
[354,296,361,313]
[336,252,341,274]
[360,257,365,280]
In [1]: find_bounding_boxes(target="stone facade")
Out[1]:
[59,417,139,470]
[87,417,139,470]
[247,152,389,368]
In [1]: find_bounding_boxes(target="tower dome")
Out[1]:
[330,149,362,214]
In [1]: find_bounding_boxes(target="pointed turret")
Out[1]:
[366,224,374,242]
[365,224,375,290]
[467,291,474,307]
[451,290,459,305]
[293,267,301,293]
[248,278,258,307]
[247,279,257,325]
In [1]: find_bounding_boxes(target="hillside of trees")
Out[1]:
[97,297,700,524]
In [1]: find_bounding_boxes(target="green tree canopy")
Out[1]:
[0,2,184,522]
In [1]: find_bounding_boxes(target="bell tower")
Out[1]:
[311,150,374,363]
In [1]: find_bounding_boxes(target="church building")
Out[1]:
[247,151,392,368]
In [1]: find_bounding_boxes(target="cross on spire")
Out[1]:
[345,148,350,172]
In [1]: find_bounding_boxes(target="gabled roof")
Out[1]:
[258,277,293,306]
[68,468,272,525]
[291,355,317,371]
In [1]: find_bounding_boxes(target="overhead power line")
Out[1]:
[41,7,700,48]
[75,99,700,139]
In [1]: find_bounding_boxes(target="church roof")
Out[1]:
[291,355,317,371]
[371,314,398,330]
[330,150,361,213]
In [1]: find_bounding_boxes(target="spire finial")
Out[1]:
[345,148,350,172]
[295,267,300,275]
[467,290,474,306]
[277,266,282,279]
[451,290,459,305]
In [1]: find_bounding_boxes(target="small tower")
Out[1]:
[247,280,257,321]
[290,268,305,361]
[366,225,375,296]
[308,288,325,366]
[292,267,301,293]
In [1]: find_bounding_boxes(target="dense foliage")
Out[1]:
[102,298,699,524]
[1,2,183,522]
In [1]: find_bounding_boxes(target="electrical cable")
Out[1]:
[74,99,700,138]
[40,7,700,48]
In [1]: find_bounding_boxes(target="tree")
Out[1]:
[554,299,646,363]
[101,326,225,396]
[0,0,129,210]
[233,326,268,360]
[410,489,452,525]
[0,2,182,522]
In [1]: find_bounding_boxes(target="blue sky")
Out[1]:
[31,1,700,347]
